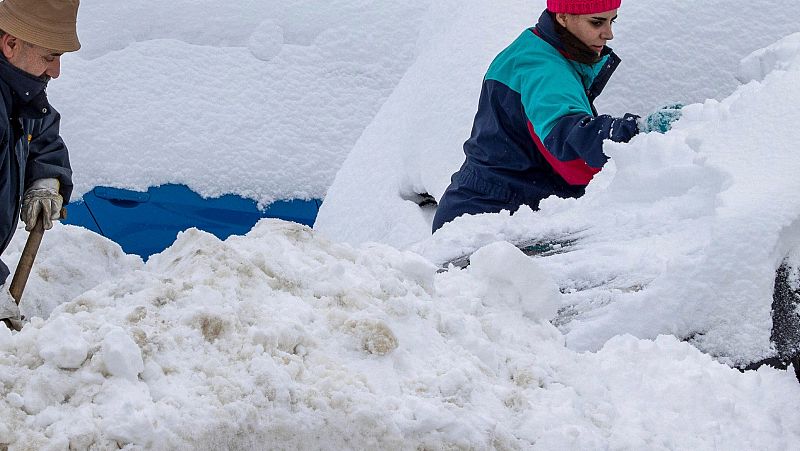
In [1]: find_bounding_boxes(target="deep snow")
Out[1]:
[2,222,800,449]
[1,0,800,449]
[53,0,429,207]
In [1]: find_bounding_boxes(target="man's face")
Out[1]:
[1,34,62,80]
[558,9,618,55]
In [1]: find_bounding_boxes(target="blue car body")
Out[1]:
[64,184,321,259]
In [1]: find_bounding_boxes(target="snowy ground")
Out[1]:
[2,0,800,449]
[2,223,800,449]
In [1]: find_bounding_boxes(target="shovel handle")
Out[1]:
[2,209,62,332]
[9,217,45,305]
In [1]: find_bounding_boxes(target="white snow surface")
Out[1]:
[2,0,800,448]
[52,0,429,206]
[2,222,800,449]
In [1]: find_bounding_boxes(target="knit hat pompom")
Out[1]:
[547,0,621,15]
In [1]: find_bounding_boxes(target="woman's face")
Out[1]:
[557,9,617,55]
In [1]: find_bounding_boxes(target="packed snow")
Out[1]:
[2,0,800,449]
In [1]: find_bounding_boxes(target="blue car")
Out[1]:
[64,184,321,259]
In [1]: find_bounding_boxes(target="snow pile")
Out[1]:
[1,222,799,449]
[50,0,429,206]
[2,225,142,320]
[4,0,800,447]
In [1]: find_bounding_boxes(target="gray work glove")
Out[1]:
[21,178,62,231]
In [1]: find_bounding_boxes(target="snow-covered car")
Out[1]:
[64,184,321,258]
[49,0,428,259]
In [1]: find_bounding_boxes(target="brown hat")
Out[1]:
[0,0,80,52]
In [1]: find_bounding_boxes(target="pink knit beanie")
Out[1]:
[547,0,621,14]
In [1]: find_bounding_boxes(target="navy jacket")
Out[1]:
[0,55,72,284]
[432,11,638,232]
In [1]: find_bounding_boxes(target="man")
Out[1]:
[0,0,79,321]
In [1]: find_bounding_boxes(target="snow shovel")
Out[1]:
[1,210,61,331]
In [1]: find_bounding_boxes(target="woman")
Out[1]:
[432,0,639,232]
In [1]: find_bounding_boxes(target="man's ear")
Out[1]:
[0,34,19,59]
[556,13,568,28]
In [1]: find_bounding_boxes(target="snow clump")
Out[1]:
[248,20,285,61]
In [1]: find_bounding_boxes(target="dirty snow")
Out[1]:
[1,0,800,449]
[2,222,799,449]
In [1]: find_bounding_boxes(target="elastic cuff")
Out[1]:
[30,178,60,192]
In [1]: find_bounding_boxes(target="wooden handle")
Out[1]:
[8,217,45,305]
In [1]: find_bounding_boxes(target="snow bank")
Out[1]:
[2,222,799,449]
[2,224,142,320]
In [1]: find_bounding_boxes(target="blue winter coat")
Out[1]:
[432,10,638,232]
[0,55,73,285]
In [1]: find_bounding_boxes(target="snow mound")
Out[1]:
[247,20,284,62]
[467,241,560,320]
[3,224,143,320]
[2,221,800,448]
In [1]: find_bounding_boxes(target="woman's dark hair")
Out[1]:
[548,11,603,65]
